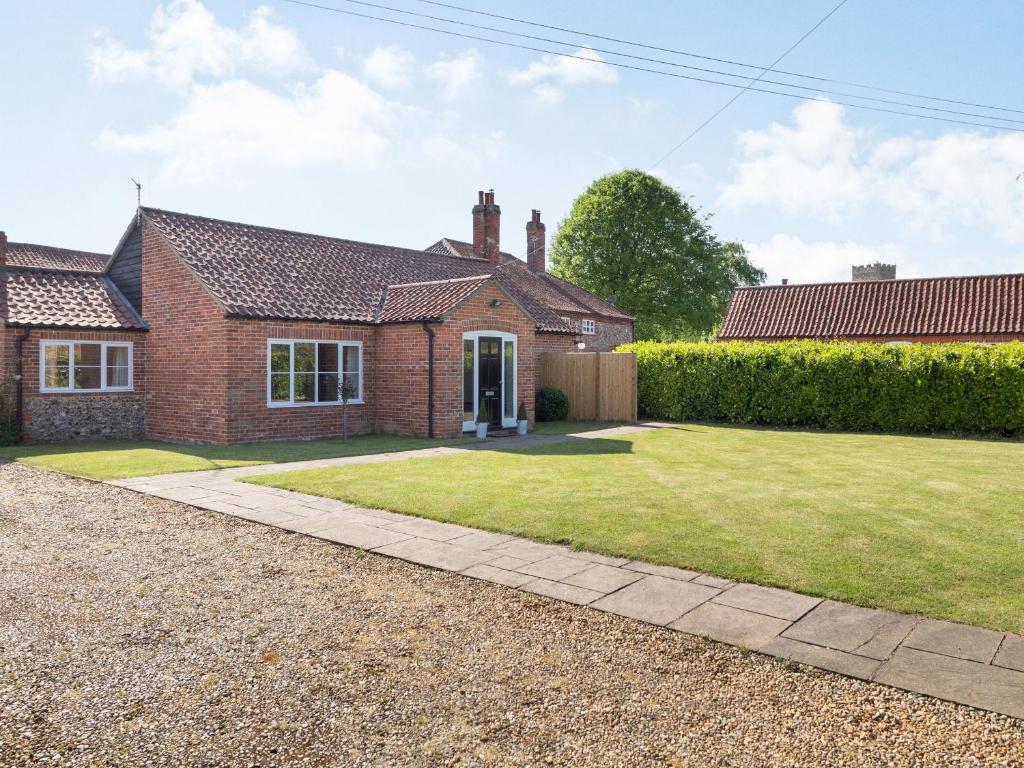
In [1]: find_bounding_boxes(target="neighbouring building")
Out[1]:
[718,262,1024,343]
[0,191,633,443]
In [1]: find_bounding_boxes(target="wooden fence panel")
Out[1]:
[539,352,636,422]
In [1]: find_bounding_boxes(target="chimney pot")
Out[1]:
[526,209,546,273]
[472,189,501,263]
[0,231,7,268]
[781,278,788,286]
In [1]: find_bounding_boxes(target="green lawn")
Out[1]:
[247,424,1024,632]
[0,434,470,481]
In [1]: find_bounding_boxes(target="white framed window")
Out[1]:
[581,318,596,335]
[40,340,133,393]
[267,339,362,408]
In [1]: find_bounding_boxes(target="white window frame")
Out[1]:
[461,330,518,432]
[581,318,596,335]
[266,339,363,408]
[39,340,134,394]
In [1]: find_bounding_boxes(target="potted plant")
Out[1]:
[516,400,528,436]
[475,402,489,439]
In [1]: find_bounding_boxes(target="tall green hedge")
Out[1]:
[619,340,1024,435]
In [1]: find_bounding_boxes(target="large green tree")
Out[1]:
[550,170,764,340]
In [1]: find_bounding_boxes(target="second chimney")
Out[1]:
[852,262,896,282]
[526,210,546,273]
[0,231,7,269]
[472,190,501,263]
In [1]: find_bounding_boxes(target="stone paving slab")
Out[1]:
[874,647,1024,720]
[994,636,1024,672]
[902,619,1004,664]
[712,583,821,621]
[670,602,792,651]
[782,600,918,661]
[108,428,1024,721]
[591,576,720,626]
[762,636,883,680]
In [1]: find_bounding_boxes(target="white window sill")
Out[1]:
[40,388,134,395]
[267,400,365,409]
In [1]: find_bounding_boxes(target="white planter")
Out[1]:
[517,420,528,436]
[475,422,488,439]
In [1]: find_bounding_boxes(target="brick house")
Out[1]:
[0,191,633,443]
[719,262,1024,343]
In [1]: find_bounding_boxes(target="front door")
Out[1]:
[477,337,502,426]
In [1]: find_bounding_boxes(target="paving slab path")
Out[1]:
[111,424,1024,721]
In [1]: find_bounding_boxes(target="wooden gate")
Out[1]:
[538,352,637,422]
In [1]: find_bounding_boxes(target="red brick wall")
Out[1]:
[140,222,230,443]
[373,322,430,436]
[223,318,374,442]
[432,284,538,438]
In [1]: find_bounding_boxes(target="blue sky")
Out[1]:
[2,0,1022,284]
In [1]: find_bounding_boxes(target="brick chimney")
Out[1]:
[852,262,896,282]
[472,189,501,263]
[0,231,7,268]
[526,209,546,273]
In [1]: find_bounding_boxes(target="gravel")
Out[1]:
[1,461,1022,767]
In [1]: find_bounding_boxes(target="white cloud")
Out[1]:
[509,46,618,88]
[744,235,910,285]
[97,71,397,181]
[420,130,508,167]
[363,45,414,90]
[719,99,1024,242]
[426,50,482,99]
[90,0,309,90]
[533,83,564,105]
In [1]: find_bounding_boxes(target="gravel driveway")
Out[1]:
[1,462,1021,767]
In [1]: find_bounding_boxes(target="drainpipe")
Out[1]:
[421,322,435,438]
[13,328,28,438]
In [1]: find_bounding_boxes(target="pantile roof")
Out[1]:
[5,242,108,273]
[2,269,146,330]
[139,208,621,332]
[378,276,495,323]
[424,238,633,321]
[719,274,1024,340]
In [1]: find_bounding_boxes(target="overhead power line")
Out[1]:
[288,0,1024,127]
[649,0,848,168]
[280,0,1024,134]
[414,0,1024,117]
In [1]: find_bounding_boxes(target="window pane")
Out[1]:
[270,343,291,373]
[107,346,129,368]
[107,366,129,388]
[342,345,360,374]
[294,372,315,403]
[317,343,339,374]
[76,343,102,367]
[294,343,315,373]
[75,366,101,390]
[463,339,474,422]
[45,344,69,367]
[342,372,360,401]
[45,366,70,389]
[270,373,290,402]
[318,373,339,403]
[504,341,514,420]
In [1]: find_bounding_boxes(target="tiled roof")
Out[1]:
[6,242,108,273]
[718,274,1024,340]
[2,269,146,330]
[425,238,634,321]
[140,208,577,332]
[378,276,494,323]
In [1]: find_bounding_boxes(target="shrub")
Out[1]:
[0,369,19,447]
[535,386,569,422]
[619,340,1024,435]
